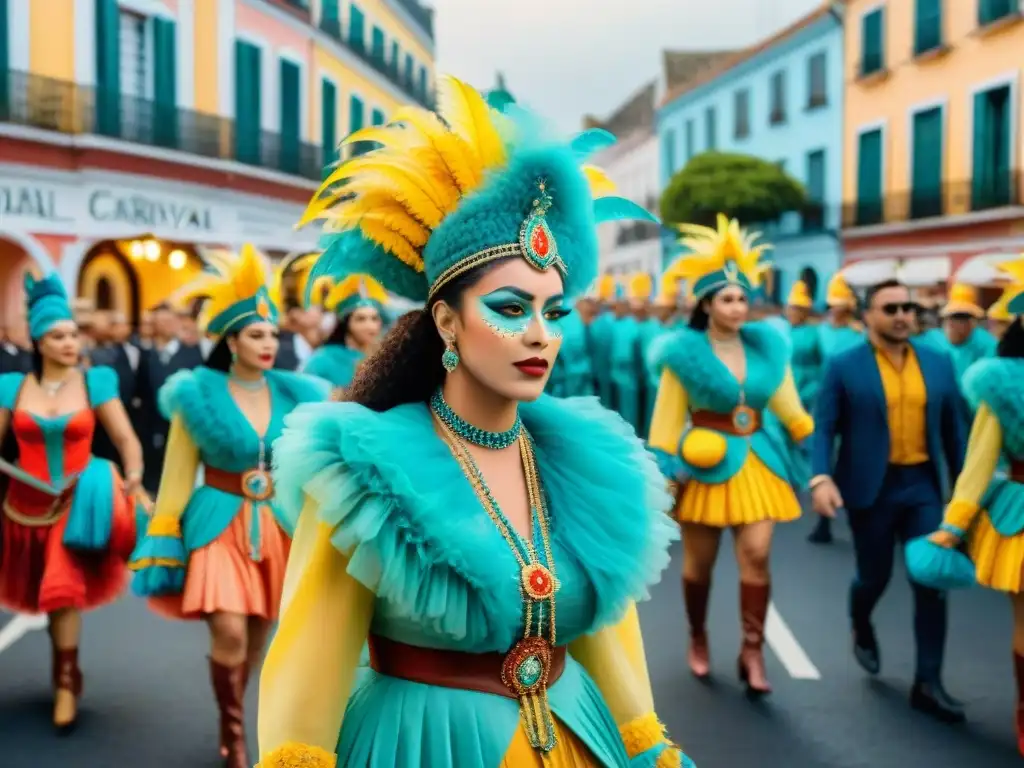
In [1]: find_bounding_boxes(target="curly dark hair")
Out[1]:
[345,258,516,412]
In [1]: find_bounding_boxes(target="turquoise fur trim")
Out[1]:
[425,144,599,300]
[62,457,117,551]
[85,366,119,408]
[25,272,73,340]
[653,321,789,413]
[0,372,25,410]
[963,358,1024,458]
[272,395,677,643]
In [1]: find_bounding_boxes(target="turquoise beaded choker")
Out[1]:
[429,389,522,449]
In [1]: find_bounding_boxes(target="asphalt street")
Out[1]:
[1,518,1021,767]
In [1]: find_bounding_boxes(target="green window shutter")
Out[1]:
[861,9,885,75]
[663,130,676,175]
[914,0,942,54]
[972,86,1012,209]
[0,0,9,117]
[979,0,1016,26]
[279,58,301,174]
[152,19,178,149]
[390,41,399,75]
[349,5,365,52]
[321,78,337,178]
[372,107,385,126]
[806,150,825,201]
[807,52,827,107]
[371,27,385,65]
[417,66,427,101]
[234,41,261,165]
[350,94,364,132]
[856,128,883,224]
[404,53,414,88]
[322,0,339,20]
[734,89,749,138]
[910,106,943,217]
[770,71,786,123]
[95,0,121,137]
[705,106,716,149]
[685,120,694,160]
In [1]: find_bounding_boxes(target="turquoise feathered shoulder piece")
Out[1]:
[963,358,1024,432]
[0,372,26,411]
[273,395,677,643]
[157,368,249,465]
[266,368,331,404]
[85,365,120,408]
[653,321,788,413]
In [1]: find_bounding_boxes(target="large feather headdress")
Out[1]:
[299,75,656,303]
[670,214,772,300]
[269,252,319,312]
[998,254,1024,316]
[177,244,279,338]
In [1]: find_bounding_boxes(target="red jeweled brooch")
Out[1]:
[522,564,556,601]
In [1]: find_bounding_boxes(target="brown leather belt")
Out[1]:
[691,407,761,437]
[368,634,567,699]
[203,466,274,501]
[1010,460,1024,484]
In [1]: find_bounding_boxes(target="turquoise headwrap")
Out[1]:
[1007,290,1024,315]
[205,286,279,337]
[25,273,74,341]
[692,262,755,299]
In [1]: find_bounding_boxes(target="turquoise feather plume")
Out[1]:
[571,128,616,161]
[593,196,659,225]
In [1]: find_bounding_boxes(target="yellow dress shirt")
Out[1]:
[874,345,929,465]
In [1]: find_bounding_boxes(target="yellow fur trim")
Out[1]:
[620,713,670,759]
[788,414,814,443]
[256,742,337,768]
[128,557,184,572]
[681,429,727,469]
[945,499,981,531]
[671,214,771,290]
[145,514,182,538]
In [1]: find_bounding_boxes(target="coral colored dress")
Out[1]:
[130,368,329,620]
[0,368,136,615]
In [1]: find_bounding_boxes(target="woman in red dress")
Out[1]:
[0,272,144,730]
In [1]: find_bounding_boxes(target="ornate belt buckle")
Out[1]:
[731,405,757,436]
[501,636,553,698]
[240,469,274,502]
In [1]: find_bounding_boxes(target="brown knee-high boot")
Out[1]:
[52,646,83,732]
[738,582,772,696]
[1014,652,1024,756]
[683,577,711,678]
[210,658,249,768]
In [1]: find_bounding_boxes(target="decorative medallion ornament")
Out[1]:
[731,404,758,436]
[522,563,557,600]
[502,636,554,695]
[257,296,270,318]
[240,469,274,501]
[519,180,566,274]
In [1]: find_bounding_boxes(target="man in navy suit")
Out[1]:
[811,279,967,722]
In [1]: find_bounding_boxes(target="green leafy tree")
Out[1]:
[660,151,807,228]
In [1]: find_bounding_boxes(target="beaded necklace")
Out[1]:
[435,415,560,752]
[430,389,522,449]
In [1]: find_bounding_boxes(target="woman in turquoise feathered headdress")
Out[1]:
[258,76,695,768]
[0,271,144,732]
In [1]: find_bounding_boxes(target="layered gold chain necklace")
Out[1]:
[434,415,561,753]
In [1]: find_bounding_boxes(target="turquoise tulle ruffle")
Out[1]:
[905,537,976,590]
[62,457,118,551]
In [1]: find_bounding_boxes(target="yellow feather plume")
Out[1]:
[436,76,507,169]
[358,218,426,271]
[324,273,389,313]
[582,165,617,197]
[177,244,272,333]
[269,252,318,310]
[672,214,771,289]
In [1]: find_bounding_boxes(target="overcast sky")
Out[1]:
[431,0,823,133]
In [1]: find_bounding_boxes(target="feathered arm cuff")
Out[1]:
[620,713,697,767]
[255,742,337,768]
[129,513,187,597]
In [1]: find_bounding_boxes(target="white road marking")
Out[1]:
[765,602,821,680]
[0,613,48,655]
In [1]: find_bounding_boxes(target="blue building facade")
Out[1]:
[656,7,844,307]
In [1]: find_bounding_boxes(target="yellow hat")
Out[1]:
[654,269,681,307]
[596,274,619,301]
[627,272,653,301]
[787,280,813,309]
[671,214,771,299]
[940,283,984,318]
[826,273,856,308]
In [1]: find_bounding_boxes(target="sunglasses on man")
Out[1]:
[878,302,917,316]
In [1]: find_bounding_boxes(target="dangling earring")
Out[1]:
[441,340,460,373]
[231,351,238,364]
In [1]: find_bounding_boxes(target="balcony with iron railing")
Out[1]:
[0,69,324,181]
[316,15,434,108]
[841,171,1023,228]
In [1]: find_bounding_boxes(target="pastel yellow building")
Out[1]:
[841,0,1024,279]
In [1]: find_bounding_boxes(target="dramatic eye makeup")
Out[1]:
[477,287,571,339]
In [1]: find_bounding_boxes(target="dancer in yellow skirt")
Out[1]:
[648,215,813,695]
[918,255,1024,755]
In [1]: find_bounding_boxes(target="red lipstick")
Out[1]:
[259,353,274,363]
[514,357,549,377]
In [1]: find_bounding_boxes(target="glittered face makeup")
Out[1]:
[477,288,571,339]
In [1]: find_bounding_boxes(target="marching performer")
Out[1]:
[913,256,1024,752]
[257,76,694,768]
[129,247,329,767]
[609,274,647,433]
[648,216,813,694]
[303,273,388,392]
[0,273,143,730]
[786,279,822,411]
[921,283,996,381]
[547,294,594,398]
[589,275,618,410]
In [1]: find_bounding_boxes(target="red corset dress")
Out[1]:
[0,409,135,614]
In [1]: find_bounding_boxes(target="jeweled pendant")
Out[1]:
[520,214,561,272]
[240,469,274,501]
[522,564,557,601]
[501,637,558,752]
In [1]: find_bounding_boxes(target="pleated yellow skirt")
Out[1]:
[500,719,600,767]
[676,452,801,527]
[969,513,1024,594]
